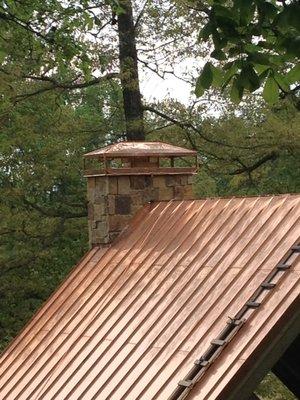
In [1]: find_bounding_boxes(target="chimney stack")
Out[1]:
[84,141,197,246]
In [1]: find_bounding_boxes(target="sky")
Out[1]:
[141,68,192,104]
[140,58,200,105]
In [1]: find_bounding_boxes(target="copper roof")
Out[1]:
[84,141,197,158]
[1,194,300,400]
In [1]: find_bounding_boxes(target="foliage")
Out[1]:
[195,0,300,105]
[0,81,124,350]
[146,95,300,197]
[256,372,296,400]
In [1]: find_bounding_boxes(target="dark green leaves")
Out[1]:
[263,74,279,105]
[196,0,299,104]
[287,65,300,85]
[230,77,244,103]
[196,62,224,96]
[239,65,260,92]
[198,62,214,89]
[211,49,226,60]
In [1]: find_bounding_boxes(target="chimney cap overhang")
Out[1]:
[84,141,197,159]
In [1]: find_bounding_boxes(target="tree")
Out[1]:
[0,0,204,140]
[194,0,300,106]
[117,0,145,139]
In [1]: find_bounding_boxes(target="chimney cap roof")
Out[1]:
[84,141,197,158]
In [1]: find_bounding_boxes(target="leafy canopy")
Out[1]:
[195,0,300,104]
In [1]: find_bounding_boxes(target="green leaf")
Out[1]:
[211,65,223,88]
[198,62,213,90]
[195,76,205,97]
[274,73,290,92]
[286,64,300,84]
[0,50,6,63]
[210,49,226,60]
[230,77,243,103]
[285,37,300,57]
[234,0,255,24]
[248,52,271,66]
[239,65,260,92]
[263,74,279,104]
[277,4,300,32]
[222,62,239,88]
[258,67,271,83]
[199,22,214,40]
[214,4,236,20]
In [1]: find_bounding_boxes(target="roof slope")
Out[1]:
[0,195,300,400]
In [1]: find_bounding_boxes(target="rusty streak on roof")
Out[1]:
[1,194,300,400]
[84,141,197,158]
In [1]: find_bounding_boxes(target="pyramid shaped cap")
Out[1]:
[84,141,197,158]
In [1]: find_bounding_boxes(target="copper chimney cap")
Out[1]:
[83,141,198,177]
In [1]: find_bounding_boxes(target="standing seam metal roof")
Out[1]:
[0,194,300,400]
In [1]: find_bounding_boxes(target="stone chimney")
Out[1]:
[84,141,197,246]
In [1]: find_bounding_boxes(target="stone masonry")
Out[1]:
[87,174,194,246]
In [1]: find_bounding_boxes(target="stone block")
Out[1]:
[93,233,109,245]
[174,186,185,199]
[166,175,182,187]
[117,176,131,194]
[142,187,159,203]
[131,204,143,215]
[93,202,106,219]
[180,175,188,185]
[94,177,107,198]
[87,178,95,201]
[87,177,95,191]
[91,220,108,244]
[174,184,194,200]
[158,186,174,201]
[88,202,94,220]
[96,219,108,231]
[108,176,118,194]
[153,176,166,189]
[131,193,143,206]
[130,176,152,190]
[115,195,132,215]
[108,195,115,215]
[184,184,194,200]
[108,215,131,232]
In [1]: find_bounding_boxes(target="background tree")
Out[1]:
[0,0,204,140]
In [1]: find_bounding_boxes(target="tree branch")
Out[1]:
[144,104,261,150]
[229,152,278,175]
[22,197,87,219]
[15,72,119,101]
[134,0,150,30]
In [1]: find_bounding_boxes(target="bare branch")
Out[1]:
[134,0,150,30]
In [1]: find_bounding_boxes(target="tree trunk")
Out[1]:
[117,0,145,141]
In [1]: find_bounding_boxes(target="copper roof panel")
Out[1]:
[0,194,300,400]
[84,141,197,158]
